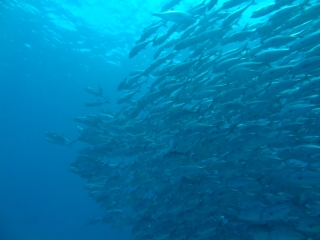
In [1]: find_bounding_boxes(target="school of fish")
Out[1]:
[48,0,320,239]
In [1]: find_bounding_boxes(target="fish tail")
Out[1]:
[242,43,250,56]
[136,86,142,93]
[198,51,205,61]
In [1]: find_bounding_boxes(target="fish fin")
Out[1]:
[136,87,142,94]
[68,139,77,149]
[103,97,110,104]
[242,41,249,49]
[229,122,240,134]
[233,21,241,27]
[152,36,157,46]
[162,20,168,27]
[250,0,257,5]
[265,62,272,68]
[98,86,103,96]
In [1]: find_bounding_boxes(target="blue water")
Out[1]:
[0,0,170,238]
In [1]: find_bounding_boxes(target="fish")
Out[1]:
[290,56,320,75]
[50,1,320,239]
[84,86,103,97]
[261,35,297,48]
[129,40,153,58]
[290,30,320,51]
[136,21,165,44]
[260,203,292,222]
[161,0,182,12]
[117,88,140,104]
[295,217,320,233]
[151,11,195,24]
[221,0,255,28]
[251,3,276,18]
[207,0,218,11]
[45,131,76,146]
[221,0,251,9]
[84,100,109,107]
[252,49,290,63]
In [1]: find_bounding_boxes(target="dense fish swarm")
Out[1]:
[51,0,320,239]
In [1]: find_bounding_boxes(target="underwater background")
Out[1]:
[1,0,320,239]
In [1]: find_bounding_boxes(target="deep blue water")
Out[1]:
[0,0,143,239]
